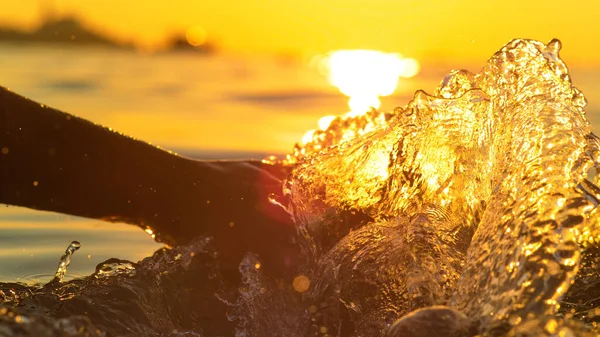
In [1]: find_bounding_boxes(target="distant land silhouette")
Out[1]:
[0,16,216,54]
[164,34,216,54]
[0,17,132,48]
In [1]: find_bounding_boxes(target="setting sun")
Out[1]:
[324,50,419,114]
[300,50,419,145]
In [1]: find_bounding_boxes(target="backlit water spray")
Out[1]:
[50,240,81,283]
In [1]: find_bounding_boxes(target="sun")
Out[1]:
[301,50,420,143]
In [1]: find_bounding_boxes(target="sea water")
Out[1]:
[1,42,599,284]
[0,43,431,284]
[2,40,600,336]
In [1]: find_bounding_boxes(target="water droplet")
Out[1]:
[144,228,156,239]
[509,314,522,325]
[547,39,562,54]
[292,275,310,293]
[50,241,81,283]
[544,318,558,334]
[95,260,136,278]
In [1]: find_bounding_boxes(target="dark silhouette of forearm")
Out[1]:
[0,87,300,277]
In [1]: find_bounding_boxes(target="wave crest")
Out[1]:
[288,38,600,335]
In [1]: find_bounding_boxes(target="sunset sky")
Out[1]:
[1,0,599,65]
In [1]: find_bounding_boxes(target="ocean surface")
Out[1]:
[1,43,599,284]
[2,40,600,336]
[0,43,440,283]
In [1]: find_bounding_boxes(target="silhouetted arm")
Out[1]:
[0,86,300,277]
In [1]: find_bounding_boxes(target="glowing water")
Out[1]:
[2,39,600,337]
[51,240,81,283]
[288,39,600,336]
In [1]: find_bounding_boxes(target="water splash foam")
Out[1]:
[287,38,600,336]
[50,241,81,284]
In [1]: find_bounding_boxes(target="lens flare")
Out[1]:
[185,25,207,46]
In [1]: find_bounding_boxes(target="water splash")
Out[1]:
[51,241,81,283]
[94,260,137,279]
[287,38,600,335]
[3,39,600,337]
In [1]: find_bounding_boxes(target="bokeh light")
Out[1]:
[185,25,207,46]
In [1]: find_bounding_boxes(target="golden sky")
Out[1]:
[1,0,599,65]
